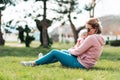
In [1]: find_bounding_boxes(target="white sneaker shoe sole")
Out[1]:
[21,61,34,67]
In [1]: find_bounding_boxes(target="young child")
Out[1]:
[61,29,88,54]
[74,29,88,48]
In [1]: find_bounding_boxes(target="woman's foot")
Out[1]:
[21,61,35,67]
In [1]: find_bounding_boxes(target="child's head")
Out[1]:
[79,29,88,39]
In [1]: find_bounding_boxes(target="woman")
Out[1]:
[21,18,105,69]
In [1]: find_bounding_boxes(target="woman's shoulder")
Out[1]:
[87,34,105,45]
[88,34,103,37]
[87,34,96,38]
[87,34,103,41]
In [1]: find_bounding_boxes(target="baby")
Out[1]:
[75,29,88,47]
[61,29,88,54]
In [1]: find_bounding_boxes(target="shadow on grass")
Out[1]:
[0,46,52,57]
[36,63,120,72]
[92,66,119,72]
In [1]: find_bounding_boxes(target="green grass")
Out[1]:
[0,41,120,80]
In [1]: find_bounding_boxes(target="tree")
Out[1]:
[24,24,35,47]
[34,19,52,47]
[0,0,6,45]
[41,0,50,48]
[67,0,85,43]
[51,0,84,44]
[0,0,19,46]
[84,0,101,18]
[35,0,53,48]
[16,26,25,43]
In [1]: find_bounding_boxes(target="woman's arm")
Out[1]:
[68,35,95,56]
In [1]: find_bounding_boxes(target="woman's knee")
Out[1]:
[50,49,60,54]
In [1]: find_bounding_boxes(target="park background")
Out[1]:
[0,0,120,80]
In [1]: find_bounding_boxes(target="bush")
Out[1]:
[25,36,35,47]
[110,40,120,46]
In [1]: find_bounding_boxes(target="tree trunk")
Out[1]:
[42,0,49,48]
[68,12,78,44]
[68,1,78,44]
[90,0,96,18]
[0,10,5,45]
[41,20,48,47]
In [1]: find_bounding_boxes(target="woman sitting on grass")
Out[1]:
[21,18,105,69]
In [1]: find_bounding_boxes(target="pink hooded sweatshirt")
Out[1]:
[68,34,105,69]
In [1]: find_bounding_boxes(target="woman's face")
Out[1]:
[86,24,96,35]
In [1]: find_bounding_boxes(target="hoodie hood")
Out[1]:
[94,34,105,46]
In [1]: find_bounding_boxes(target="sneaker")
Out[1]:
[21,61,35,67]
[38,53,43,58]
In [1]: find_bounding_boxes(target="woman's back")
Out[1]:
[77,34,105,68]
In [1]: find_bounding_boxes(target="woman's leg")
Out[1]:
[35,49,85,68]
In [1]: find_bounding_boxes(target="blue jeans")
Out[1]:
[35,49,85,68]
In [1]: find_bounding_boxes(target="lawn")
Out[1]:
[0,41,120,80]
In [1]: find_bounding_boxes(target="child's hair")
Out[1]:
[79,29,87,36]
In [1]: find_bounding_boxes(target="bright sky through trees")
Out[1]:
[1,0,120,32]
[73,0,119,27]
